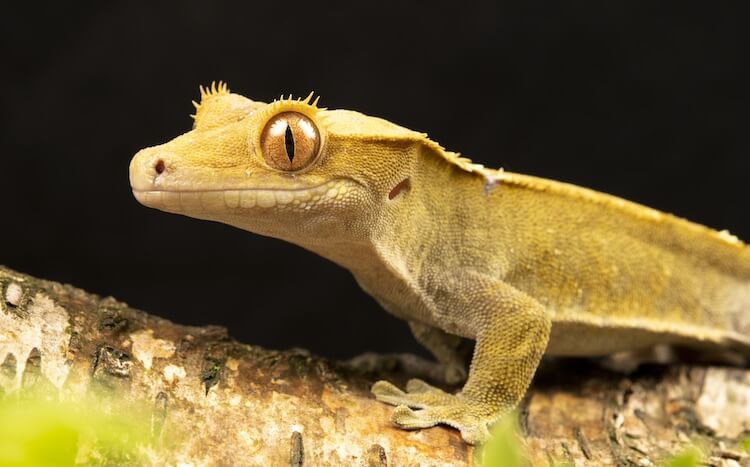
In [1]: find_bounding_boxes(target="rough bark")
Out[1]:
[0,265,748,466]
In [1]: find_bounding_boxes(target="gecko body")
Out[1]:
[129,83,750,443]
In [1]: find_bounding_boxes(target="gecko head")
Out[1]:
[129,82,424,246]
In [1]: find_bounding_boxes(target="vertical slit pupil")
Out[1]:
[284,124,295,162]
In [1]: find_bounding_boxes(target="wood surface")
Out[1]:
[1,265,748,466]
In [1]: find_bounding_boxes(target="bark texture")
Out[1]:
[0,265,748,466]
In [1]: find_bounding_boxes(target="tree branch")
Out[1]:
[1,265,748,465]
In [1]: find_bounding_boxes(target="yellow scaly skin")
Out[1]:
[129,83,750,444]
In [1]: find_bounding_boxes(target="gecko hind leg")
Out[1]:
[408,320,471,385]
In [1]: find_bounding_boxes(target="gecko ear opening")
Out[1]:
[260,112,321,171]
[388,178,411,200]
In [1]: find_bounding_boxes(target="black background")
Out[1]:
[2,1,748,359]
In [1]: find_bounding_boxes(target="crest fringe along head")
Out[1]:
[199,80,230,99]
[272,91,322,109]
[190,81,231,119]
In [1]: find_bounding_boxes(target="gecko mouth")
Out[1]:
[132,179,356,212]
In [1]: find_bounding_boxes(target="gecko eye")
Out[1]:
[260,112,321,171]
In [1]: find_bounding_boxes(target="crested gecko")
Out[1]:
[129,82,750,444]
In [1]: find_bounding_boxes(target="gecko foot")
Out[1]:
[371,378,497,444]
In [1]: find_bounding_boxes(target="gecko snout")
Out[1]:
[129,146,173,192]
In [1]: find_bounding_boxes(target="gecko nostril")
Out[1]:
[154,159,165,174]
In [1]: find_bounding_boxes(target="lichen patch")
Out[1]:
[696,367,750,437]
[237,430,261,455]
[225,357,240,372]
[163,364,187,383]
[129,329,176,370]
[5,282,23,306]
[0,292,71,391]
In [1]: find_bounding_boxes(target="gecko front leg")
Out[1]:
[372,274,551,444]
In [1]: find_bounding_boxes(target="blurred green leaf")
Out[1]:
[659,445,702,467]
[480,413,526,467]
[0,395,150,466]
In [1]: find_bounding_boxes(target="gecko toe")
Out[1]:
[371,380,404,397]
[405,378,439,393]
[390,405,439,429]
[371,380,413,407]
[372,379,455,408]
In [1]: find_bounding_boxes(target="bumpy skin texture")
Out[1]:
[129,83,750,444]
